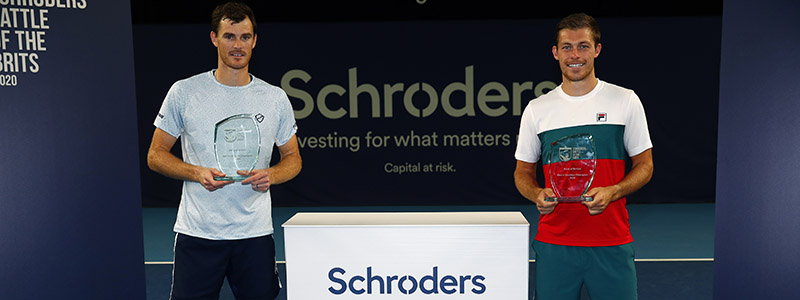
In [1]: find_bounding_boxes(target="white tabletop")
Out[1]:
[282,211,529,227]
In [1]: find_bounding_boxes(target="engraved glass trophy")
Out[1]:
[213,114,261,181]
[545,134,596,202]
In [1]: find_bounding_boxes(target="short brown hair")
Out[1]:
[211,2,257,35]
[555,13,601,46]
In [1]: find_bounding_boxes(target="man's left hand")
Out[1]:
[582,185,621,215]
[240,169,271,192]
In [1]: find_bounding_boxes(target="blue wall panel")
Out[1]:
[0,1,144,298]
[715,0,800,298]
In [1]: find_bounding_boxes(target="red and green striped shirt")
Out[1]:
[515,80,652,246]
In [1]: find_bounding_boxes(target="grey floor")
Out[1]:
[143,203,715,299]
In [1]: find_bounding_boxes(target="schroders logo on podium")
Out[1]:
[328,266,487,296]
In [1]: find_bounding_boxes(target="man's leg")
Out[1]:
[226,235,281,300]
[582,243,637,300]
[171,233,230,300]
[532,240,584,300]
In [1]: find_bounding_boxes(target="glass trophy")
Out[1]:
[544,134,596,202]
[213,114,261,181]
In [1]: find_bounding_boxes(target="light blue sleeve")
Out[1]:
[275,89,297,146]
[153,81,185,138]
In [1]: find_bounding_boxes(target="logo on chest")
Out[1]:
[596,112,607,122]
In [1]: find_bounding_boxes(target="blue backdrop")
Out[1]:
[714,0,800,298]
[0,1,144,298]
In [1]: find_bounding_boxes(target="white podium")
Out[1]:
[282,212,529,299]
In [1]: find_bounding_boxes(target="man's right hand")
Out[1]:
[197,168,233,192]
[515,160,559,215]
[535,188,558,214]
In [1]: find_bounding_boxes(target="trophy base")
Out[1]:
[213,175,249,182]
[544,196,593,202]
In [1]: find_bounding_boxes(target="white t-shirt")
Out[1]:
[154,70,297,240]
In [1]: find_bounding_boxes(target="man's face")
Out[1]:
[211,17,256,70]
[552,28,601,83]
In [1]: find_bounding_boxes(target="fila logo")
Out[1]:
[596,112,607,122]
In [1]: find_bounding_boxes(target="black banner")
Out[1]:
[135,17,721,207]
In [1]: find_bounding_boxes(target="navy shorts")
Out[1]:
[170,233,281,300]
[533,240,637,300]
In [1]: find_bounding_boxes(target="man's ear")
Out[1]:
[552,45,559,61]
[594,43,602,58]
[210,31,219,47]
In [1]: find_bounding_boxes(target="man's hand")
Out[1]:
[239,169,271,192]
[196,168,233,192]
[582,149,654,215]
[582,185,621,215]
[149,128,234,191]
[515,160,559,215]
[536,188,559,214]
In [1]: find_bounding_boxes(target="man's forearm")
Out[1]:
[147,149,199,182]
[611,149,653,201]
[266,152,301,185]
[514,161,543,202]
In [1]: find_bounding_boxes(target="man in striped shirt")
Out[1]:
[514,13,654,300]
